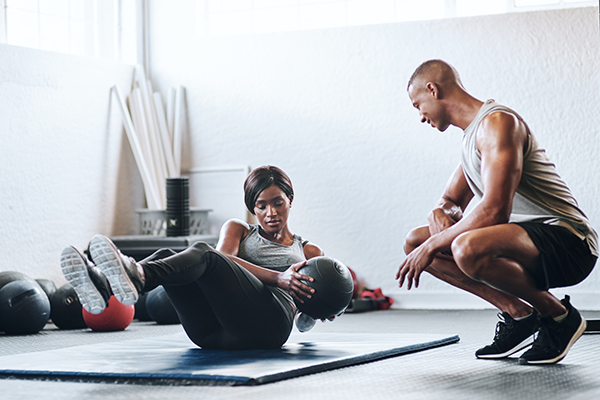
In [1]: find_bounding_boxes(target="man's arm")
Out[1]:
[429,112,525,250]
[428,164,473,236]
[397,112,527,288]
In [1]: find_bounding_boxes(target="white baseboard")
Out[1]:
[389,292,492,310]
[389,291,600,311]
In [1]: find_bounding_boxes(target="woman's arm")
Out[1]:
[215,218,248,257]
[303,242,324,260]
[215,219,315,301]
[216,219,281,285]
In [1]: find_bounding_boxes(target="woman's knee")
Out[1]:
[186,242,215,258]
[191,241,212,250]
[404,226,430,255]
[141,248,177,263]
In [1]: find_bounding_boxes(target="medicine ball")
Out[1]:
[295,256,354,320]
[82,295,134,331]
[0,271,36,288]
[0,280,51,335]
[146,286,180,325]
[50,283,87,330]
[35,279,57,299]
[134,292,152,321]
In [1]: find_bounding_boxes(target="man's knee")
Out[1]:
[404,226,430,255]
[451,232,487,280]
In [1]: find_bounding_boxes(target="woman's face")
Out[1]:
[254,184,292,234]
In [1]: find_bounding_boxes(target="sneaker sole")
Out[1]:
[476,335,535,359]
[60,246,106,315]
[295,313,317,333]
[89,234,139,306]
[518,318,587,365]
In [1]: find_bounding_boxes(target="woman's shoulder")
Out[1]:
[291,232,323,259]
[219,219,252,241]
[222,218,250,230]
[302,241,324,259]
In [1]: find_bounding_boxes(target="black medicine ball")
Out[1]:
[35,279,57,299]
[135,292,152,321]
[146,286,180,325]
[50,283,87,330]
[295,256,354,320]
[0,280,51,335]
[0,271,36,288]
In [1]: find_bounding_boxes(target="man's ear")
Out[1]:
[426,82,440,99]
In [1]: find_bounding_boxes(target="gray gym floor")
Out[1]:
[1,308,599,400]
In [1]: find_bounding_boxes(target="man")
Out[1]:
[397,59,598,365]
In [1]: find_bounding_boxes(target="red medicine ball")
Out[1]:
[82,295,134,331]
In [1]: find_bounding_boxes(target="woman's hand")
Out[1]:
[277,260,315,303]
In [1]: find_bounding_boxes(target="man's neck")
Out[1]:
[449,93,484,131]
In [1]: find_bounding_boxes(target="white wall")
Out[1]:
[3,3,595,309]
[148,2,600,309]
[0,44,137,286]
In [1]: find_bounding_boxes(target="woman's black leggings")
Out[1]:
[138,242,295,350]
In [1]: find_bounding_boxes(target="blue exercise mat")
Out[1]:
[0,331,459,385]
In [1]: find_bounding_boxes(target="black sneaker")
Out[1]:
[518,295,586,365]
[475,311,538,359]
[60,246,111,315]
[88,234,145,305]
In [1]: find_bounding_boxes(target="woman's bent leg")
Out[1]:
[143,242,294,349]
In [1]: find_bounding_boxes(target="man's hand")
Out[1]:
[428,207,459,236]
[396,241,436,290]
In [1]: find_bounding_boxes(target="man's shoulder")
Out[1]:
[478,110,522,138]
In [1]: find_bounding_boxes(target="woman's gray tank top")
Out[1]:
[237,225,307,308]
[461,100,598,256]
[237,225,306,272]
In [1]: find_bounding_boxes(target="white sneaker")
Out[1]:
[88,234,143,305]
[295,312,316,333]
[60,246,107,315]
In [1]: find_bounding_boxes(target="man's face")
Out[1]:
[408,83,450,132]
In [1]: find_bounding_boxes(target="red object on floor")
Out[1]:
[348,267,359,298]
[82,295,135,331]
[360,288,394,310]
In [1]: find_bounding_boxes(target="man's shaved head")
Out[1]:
[407,59,463,92]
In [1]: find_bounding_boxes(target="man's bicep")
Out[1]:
[478,115,525,218]
[480,145,522,206]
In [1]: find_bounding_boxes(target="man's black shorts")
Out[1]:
[515,221,597,291]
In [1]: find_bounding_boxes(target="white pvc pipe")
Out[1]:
[136,66,168,202]
[111,85,161,210]
[172,86,184,175]
[128,89,153,176]
[133,87,166,208]
[153,91,178,178]
[167,86,177,143]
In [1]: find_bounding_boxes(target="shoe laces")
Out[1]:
[493,313,516,341]
[530,321,561,353]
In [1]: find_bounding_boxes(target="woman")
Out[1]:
[60,166,324,350]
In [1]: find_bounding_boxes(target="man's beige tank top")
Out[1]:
[461,100,598,256]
